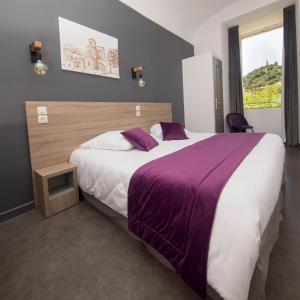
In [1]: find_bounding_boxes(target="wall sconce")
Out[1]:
[132,65,146,88]
[29,40,48,76]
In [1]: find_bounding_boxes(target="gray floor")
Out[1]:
[0,148,299,300]
[266,147,300,300]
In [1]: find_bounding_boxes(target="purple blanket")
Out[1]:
[128,133,264,297]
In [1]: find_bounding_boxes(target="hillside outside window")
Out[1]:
[241,27,283,109]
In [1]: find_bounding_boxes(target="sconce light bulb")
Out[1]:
[33,60,48,76]
[138,74,146,88]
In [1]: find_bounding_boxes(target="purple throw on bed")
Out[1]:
[128,133,265,297]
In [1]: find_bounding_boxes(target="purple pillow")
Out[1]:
[121,128,158,151]
[160,122,188,141]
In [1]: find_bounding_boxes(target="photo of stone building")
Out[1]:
[59,17,120,78]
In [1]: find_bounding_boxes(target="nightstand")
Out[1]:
[35,162,79,218]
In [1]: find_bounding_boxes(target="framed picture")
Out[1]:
[58,17,120,79]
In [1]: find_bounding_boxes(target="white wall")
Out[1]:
[239,10,283,36]
[118,0,239,44]
[192,0,296,135]
[119,0,194,43]
[245,109,283,136]
[193,0,291,56]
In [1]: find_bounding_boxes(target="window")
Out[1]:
[241,27,283,109]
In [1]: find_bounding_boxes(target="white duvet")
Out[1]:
[70,133,285,300]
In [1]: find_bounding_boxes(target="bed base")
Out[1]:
[82,189,283,300]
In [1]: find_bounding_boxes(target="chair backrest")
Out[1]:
[226,113,249,129]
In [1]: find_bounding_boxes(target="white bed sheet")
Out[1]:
[70,133,285,300]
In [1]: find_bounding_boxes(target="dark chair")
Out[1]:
[226,113,254,133]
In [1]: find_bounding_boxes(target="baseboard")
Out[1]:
[0,201,35,222]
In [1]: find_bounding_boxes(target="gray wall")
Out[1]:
[0,0,194,220]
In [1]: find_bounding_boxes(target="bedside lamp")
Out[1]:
[132,66,146,88]
[29,40,48,76]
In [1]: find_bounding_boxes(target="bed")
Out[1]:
[25,101,285,300]
[70,132,285,300]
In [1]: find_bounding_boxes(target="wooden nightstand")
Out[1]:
[35,162,79,218]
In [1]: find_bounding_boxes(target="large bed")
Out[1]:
[70,132,285,300]
[25,101,285,300]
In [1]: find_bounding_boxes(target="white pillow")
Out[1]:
[80,131,134,151]
[150,124,163,139]
[150,123,192,138]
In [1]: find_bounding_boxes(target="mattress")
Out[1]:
[70,133,285,300]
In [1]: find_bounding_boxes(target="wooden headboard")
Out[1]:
[25,101,172,206]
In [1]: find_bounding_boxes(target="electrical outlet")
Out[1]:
[38,115,48,124]
[37,106,47,115]
[136,105,140,111]
[136,111,141,117]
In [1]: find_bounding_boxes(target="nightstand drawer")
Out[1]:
[47,188,78,217]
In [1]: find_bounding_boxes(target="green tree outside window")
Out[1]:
[243,62,282,109]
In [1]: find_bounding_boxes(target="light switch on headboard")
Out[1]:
[38,115,48,124]
[37,106,47,115]
[135,105,141,117]
[37,106,48,123]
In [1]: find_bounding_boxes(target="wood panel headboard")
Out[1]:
[25,101,172,206]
